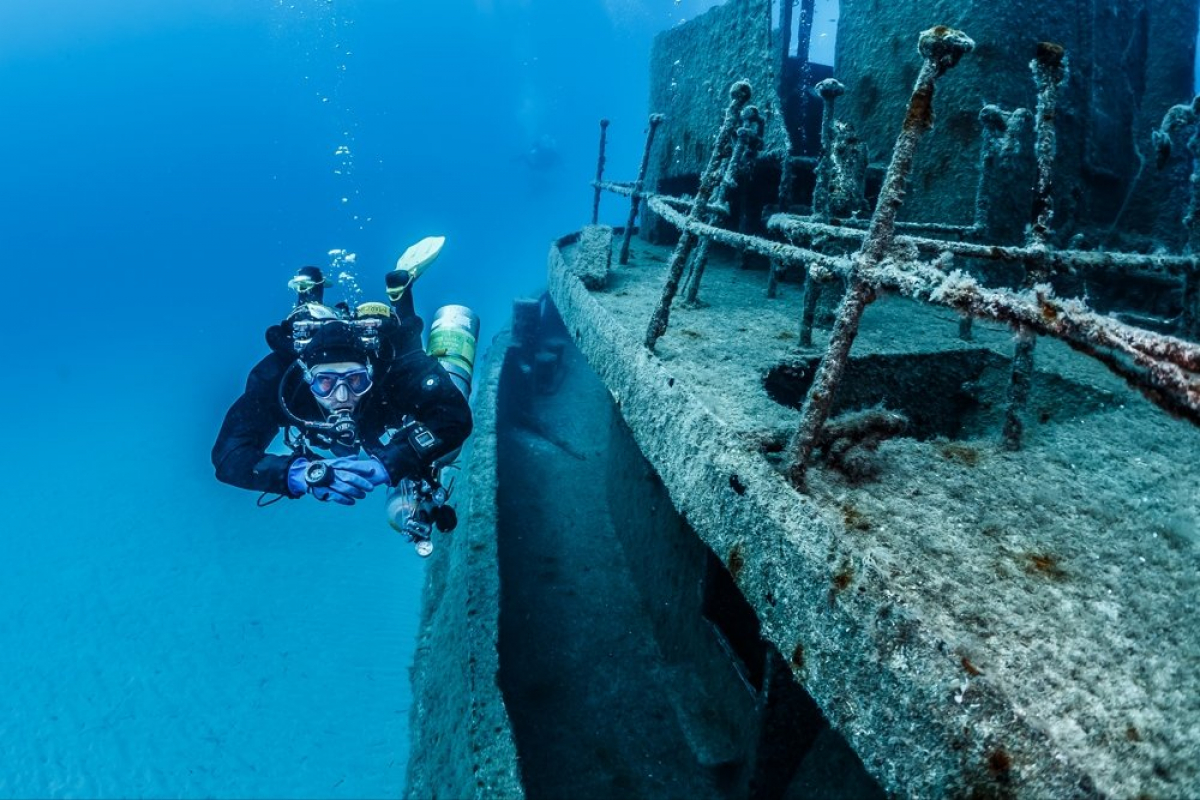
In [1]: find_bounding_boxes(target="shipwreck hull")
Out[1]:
[404,323,523,800]
[407,272,881,799]
[541,229,1199,799]
[409,231,1198,798]
[542,240,1091,799]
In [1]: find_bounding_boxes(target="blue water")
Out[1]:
[14,1,1192,797]
[0,1,748,796]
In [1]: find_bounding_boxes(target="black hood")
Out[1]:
[300,321,371,366]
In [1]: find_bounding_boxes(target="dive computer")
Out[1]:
[304,460,335,489]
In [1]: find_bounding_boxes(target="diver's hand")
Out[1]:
[311,485,357,505]
[320,462,374,504]
[287,458,376,504]
[328,455,392,487]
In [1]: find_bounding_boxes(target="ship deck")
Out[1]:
[548,230,1200,799]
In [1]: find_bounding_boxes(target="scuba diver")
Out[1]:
[211,237,478,556]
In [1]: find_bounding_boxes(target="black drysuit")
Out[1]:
[211,322,472,497]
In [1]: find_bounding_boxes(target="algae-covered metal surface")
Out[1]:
[548,230,1200,799]
[834,0,1198,244]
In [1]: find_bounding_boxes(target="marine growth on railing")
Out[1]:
[589,26,1200,491]
[644,82,752,351]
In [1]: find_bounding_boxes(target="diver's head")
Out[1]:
[300,322,375,414]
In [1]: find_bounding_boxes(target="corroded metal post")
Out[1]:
[811,78,845,221]
[786,27,975,489]
[1151,96,1200,338]
[619,113,666,266]
[591,119,610,225]
[962,103,1030,341]
[799,277,820,346]
[645,83,752,350]
[972,105,1030,237]
[1026,43,1067,250]
[683,105,764,304]
[1003,43,1068,451]
[797,78,846,346]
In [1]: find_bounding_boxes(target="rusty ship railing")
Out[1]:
[587,25,1200,488]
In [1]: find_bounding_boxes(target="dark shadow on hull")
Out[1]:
[495,299,884,800]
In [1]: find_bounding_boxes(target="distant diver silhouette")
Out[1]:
[518,134,562,171]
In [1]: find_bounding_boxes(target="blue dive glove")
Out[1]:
[287,458,377,505]
[327,455,392,487]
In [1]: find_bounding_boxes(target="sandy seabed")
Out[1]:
[1,390,424,799]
